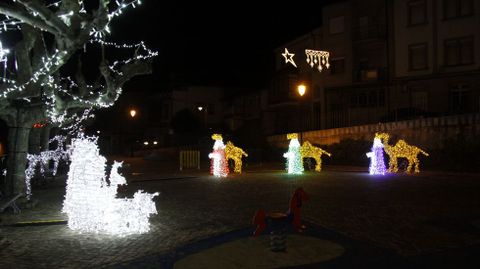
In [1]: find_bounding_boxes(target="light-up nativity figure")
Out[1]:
[375,132,429,173]
[366,136,387,175]
[208,134,229,177]
[225,141,248,173]
[62,136,158,235]
[300,141,331,172]
[283,133,303,174]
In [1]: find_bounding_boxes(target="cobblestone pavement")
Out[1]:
[1,159,480,268]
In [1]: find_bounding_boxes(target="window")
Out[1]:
[408,43,428,70]
[408,0,427,26]
[330,58,345,74]
[444,0,474,19]
[412,91,428,111]
[449,84,470,113]
[368,90,377,107]
[329,16,344,34]
[444,36,474,66]
[207,104,215,115]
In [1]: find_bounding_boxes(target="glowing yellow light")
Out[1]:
[287,133,298,140]
[212,134,222,141]
[300,141,331,172]
[305,49,330,72]
[282,48,297,68]
[375,132,429,173]
[225,141,248,173]
[297,84,306,97]
[143,141,148,145]
[197,106,203,111]
[129,109,137,118]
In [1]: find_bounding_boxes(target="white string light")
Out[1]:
[62,135,158,235]
[25,135,69,200]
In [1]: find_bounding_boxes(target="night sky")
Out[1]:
[109,1,340,91]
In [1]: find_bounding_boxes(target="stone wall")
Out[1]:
[267,113,480,150]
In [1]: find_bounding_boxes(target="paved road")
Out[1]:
[1,161,480,268]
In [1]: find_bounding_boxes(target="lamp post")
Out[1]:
[128,108,137,157]
[197,105,207,129]
[297,84,307,143]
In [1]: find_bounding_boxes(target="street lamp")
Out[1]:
[129,109,137,118]
[297,84,307,97]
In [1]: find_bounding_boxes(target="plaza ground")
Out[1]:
[1,158,480,268]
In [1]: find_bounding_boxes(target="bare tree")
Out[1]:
[0,0,156,197]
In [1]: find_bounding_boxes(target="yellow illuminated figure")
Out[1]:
[300,141,331,172]
[375,132,429,173]
[225,141,248,173]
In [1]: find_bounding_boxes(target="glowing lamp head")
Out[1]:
[197,106,203,111]
[297,84,306,97]
[129,109,137,118]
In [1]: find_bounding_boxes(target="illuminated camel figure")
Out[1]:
[225,141,248,173]
[300,141,331,172]
[252,187,309,252]
[375,132,429,173]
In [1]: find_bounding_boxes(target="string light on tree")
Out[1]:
[208,134,229,177]
[283,133,303,174]
[366,137,387,175]
[0,0,157,200]
[305,49,330,72]
[300,141,331,172]
[375,132,429,173]
[62,135,158,235]
[225,141,248,173]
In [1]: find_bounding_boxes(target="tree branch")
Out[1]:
[17,0,72,38]
[0,2,59,34]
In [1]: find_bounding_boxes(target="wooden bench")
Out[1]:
[0,193,22,214]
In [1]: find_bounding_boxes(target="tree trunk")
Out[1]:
[5,125,31,197]
[40,126,52,151]
[28,127,41,154]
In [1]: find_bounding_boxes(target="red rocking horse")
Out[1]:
[252,187,309,237]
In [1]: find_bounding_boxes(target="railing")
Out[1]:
[179,150,200,170]
[352,24,386,41]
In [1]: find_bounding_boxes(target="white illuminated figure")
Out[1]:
[283,133,303,174]
[208,134,229,177]
[62,136,158,235]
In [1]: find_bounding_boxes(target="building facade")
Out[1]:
[266,0,479,135]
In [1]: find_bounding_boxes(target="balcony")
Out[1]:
[352,24,386,42]
[354,68,386,83]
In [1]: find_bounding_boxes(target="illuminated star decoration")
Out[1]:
[282,48,297,68]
